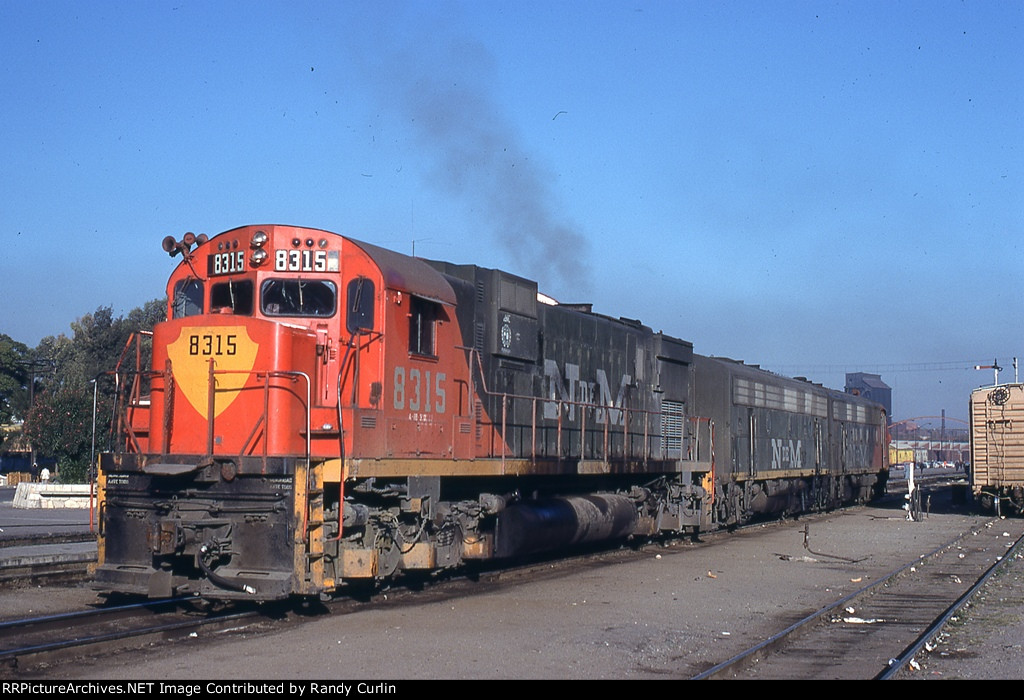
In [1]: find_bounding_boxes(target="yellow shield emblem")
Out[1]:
[165,326,259,419]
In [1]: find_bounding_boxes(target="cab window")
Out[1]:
[346,277,375,333]
[211,280,254,315]
[172,279,204,318]
[261,279,337,317]
[409,296,438,357]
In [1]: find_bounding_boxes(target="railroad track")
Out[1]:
[0,515,762,676]
[0,596,270,673]
[692,519,1024,679]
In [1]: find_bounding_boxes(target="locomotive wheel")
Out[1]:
[374,532,402,578]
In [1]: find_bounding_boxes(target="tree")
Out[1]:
[0,334,30,425]
[33,300,165,392]
[23,298,166,481]
[23,385,93,482]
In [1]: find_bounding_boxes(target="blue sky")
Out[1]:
[1,0,1020,423]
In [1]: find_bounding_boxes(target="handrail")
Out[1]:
[100,363,312,471]
[103,334,712,473]
[466,347,713,466]
[102,331,155,453]
[206,368,311,466]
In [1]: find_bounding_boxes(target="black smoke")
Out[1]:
[369,33,592,293]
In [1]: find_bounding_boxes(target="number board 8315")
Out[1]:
[274,249,340,273]
[208,252,246,276]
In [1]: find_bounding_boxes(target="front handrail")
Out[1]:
[103,331,154,453]
[102,363,311,469]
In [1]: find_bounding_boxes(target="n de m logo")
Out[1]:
[771,438,803,470]
[542,360,631,424]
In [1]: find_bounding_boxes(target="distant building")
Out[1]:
[845,372,892,418]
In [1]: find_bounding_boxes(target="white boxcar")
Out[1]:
[970,383,1024,513]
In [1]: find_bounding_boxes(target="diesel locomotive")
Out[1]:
[94,224,889,600]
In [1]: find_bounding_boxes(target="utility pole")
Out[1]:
[941,409,946,462]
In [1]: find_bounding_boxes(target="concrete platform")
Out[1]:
[0,487,95,538]
[0,486,98,582]
[12,482,95,509]
[0,540,96,570]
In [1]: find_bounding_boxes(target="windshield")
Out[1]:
[261,279,337,317]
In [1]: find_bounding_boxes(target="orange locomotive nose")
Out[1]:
[150,316,317,457]
[164,324,259,420]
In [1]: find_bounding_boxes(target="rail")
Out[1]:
[878,527,1024,679]
[0,597,263,672]
[691,517,1024,680]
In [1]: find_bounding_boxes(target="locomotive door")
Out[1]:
[313,322,336,407]
[747,408,756,477]
[832,419,848,474]
[814,419,823,473]
[339,275,376,406]
[335,276,379,460]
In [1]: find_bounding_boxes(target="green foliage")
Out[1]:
[33,301,166,390]
[15,298,167,482]
[0,334,30,424]
[57,461,89,484]
[23,384,94,477]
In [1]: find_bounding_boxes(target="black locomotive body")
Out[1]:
[693,355,888,524]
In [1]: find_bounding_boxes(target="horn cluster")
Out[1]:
[161,232,210,257]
